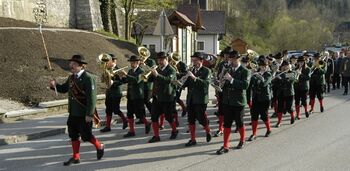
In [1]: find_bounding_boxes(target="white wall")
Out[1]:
[197,34,219,55]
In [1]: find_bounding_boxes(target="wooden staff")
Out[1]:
[39,24,52,71]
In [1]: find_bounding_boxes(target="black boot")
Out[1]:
[63,157,80,166]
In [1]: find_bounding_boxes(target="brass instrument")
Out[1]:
[310,60,325,75]
[98,53,113,87]
[169,52,180,73]
[97,53,129,87]
[141,65,158,82]
[138,46,151,63]
[211,62,231,92]
[172,66,194,87]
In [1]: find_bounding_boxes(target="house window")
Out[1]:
[197,41,204,51]
[149,44,156,52]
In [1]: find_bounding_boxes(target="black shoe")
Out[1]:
[181,111,187,117]
[235,141,245,149]
[170,130,179,139]
[148,136,160,143]
[100,127,111,133]
[135,119,144,125]
[265,130,271,137]
[216,146,229,155]
[159,125,164,130]
[271,112,277,118]
[320,106,324,113]
[248,135,256,141]
[97,143,104,160]
[63,157,80,166]
[275,122,281,128]
[176,121,179,127]
[145,122,151,134]
[206,133,212,142]
[122,121,128,130]
[290,117,295,124]
[343,92,348,95]
[123,132,135,138]
[309,109,314,114]
[185,140,197,147]
[305,111,310,118]
[214,130,223,137]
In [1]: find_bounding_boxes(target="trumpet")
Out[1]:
[310,60,325,75]
[141,65,158,82]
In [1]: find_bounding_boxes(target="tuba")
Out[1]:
[97,53,112,87]
[138,46,151,63]
[169,52,180,73]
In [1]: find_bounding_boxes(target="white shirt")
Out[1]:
[76,69,85,78]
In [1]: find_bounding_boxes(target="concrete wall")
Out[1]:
[0,0,102,30]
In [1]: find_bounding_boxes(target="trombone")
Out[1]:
[141,65,158,82]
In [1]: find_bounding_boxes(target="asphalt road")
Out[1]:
[1,89,350,171]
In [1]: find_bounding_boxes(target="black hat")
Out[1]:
[297,56,305,62]
[228,50,240,58]
[274,52,282,59]
[223,46,232,55]
[290,55,297,59]
[109,53,117,60]
[128,55,140,61]
[258,55,266,61]
[190,52,204,60]
[241,56,249,62]
[281,60,289,67]
[302,53,310,57]
[266,55,274,61]
[156,52,168,59]
[69,54,87,64]
[313,53,321,58]
[258,59,268,66]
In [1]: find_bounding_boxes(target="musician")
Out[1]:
[100,54,128,133]
[294,56,311,119]
[270,52,283,118]
[248,57,272,141]
[325,52,334,93]
[119,55,151,138]
[49,55,104,166]
[182,52,212,146]
[333,52,342,90]
[147,52,178,143]
[340,51,350,95]
[174,55,188,117]
[290,55,298,70]
[216,50,251,155]
[213,48,231,137]
[273,60,297,127]
[309,53,326,113]
[142,54,156,116]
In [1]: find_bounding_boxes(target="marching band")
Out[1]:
[51,46,347,165]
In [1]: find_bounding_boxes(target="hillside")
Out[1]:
[0,18,137,106]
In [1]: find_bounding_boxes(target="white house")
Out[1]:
[197,11,225,55]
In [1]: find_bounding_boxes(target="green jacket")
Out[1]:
[106,67,123,98]
[144,58,156,90]
[123,67,145,100]
[183,66,211,105]
[310,67,326,86]
[294,67,311,90]
[56,71,97,117]
[248,71,272,102]
[274,70,296,97]
[222,66,251,106]
[148,64,177,102]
